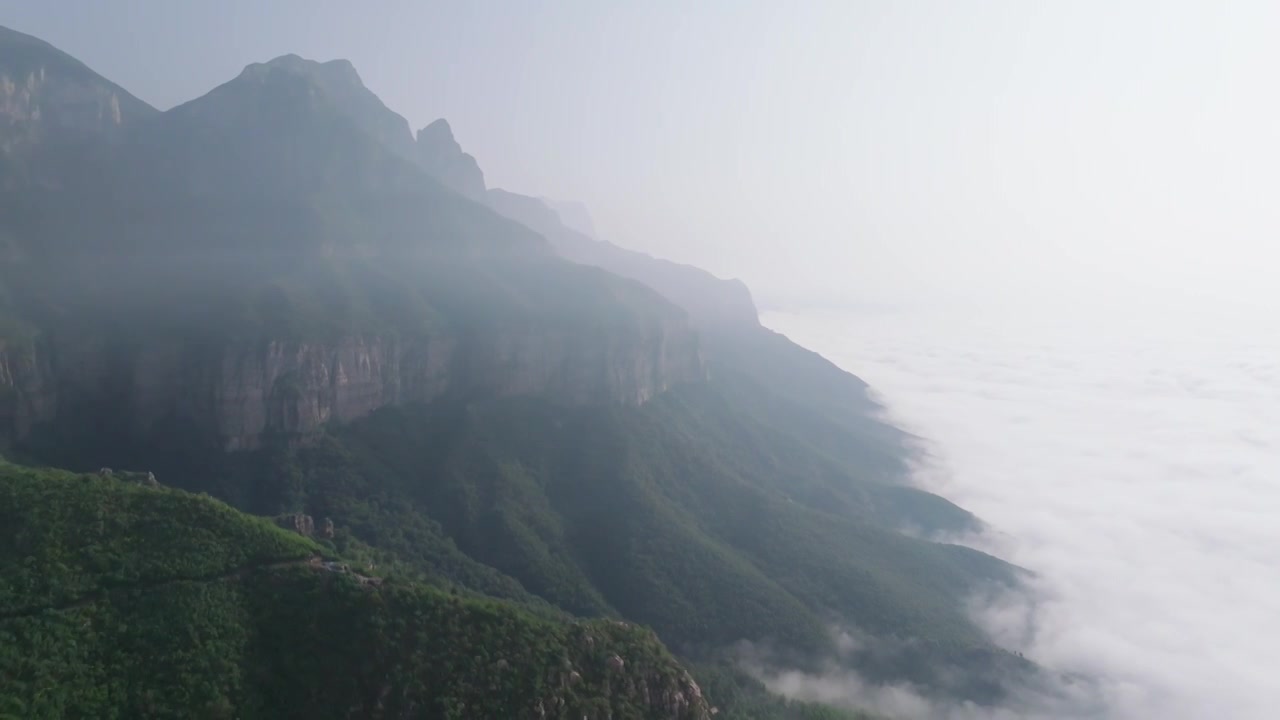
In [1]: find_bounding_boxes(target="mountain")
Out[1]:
[420,112,912,474]
[0,28,1044,718]
[0,48,704,451]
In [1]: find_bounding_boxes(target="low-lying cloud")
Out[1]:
[736,625,1106,720]
[764,300,1280,720]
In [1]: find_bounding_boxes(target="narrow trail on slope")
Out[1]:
[0,554,329,621]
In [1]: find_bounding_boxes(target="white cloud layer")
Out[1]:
[765,298,1280,720]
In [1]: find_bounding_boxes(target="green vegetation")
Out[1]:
[0,464,710,719]
[0,462,317,615]
[183,378,1029,705]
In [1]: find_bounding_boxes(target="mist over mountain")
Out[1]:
[0,23,1102,720]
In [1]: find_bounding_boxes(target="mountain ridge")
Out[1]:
[0,29,1042,719]
[0,38,708,450]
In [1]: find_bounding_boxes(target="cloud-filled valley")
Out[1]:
[766,301,1280,720]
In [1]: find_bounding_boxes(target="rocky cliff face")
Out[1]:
[0,322,702,451]
[0,342,56,441]
[0,25,155,155]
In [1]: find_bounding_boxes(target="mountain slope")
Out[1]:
[219,386,1028,702]
[0,464,713,720]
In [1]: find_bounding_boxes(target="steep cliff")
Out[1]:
[3,317,699,452]
[0,25,155,192]
[0,25,155,152]
[0,341,54,441]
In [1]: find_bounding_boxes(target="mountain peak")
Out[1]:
[419,117,458,145]
[414,117,486,199]
[201,53,414,158]
[243,54,363,88]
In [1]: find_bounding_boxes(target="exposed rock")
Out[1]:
[0,343,57,446]
[320,517,335,539]
[0,25,155,171]
[606,654,625,672]
[108,470,159,487]
[275,512,315,537]
[2,321,702,451]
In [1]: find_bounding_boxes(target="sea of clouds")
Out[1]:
[764,299,1280,720]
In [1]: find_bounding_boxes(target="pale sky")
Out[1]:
[6,0,1277,310]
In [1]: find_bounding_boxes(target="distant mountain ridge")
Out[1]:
[408,117,764,331]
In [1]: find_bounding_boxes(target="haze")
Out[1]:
[8,0,1277,311]
[7,3,1278,718]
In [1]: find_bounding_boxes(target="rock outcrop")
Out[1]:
[0,342,56,444]
[0,321,702,451]
[275,512,316,536]
[0,25,155,156]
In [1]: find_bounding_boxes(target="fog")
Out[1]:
[12,1,1280,310]
[767,301,1280,719]
[9,2,1280,717]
